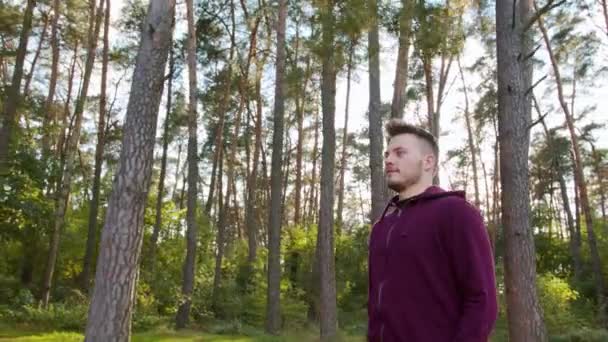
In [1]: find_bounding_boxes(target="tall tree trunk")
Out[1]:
[318,1,338,338]
[390,0,413,119]
[266,0,287,333]
[458,58,480,207]
[590,144,607,225]
[81,0,112,293]
[495,0,547,340]
[211,146,225,312]
[172,140,182,200]
[84,1,175,339]
[534,95,583,280]
[41,0,105,308]
[204,62,234,215]
[367,0,384,222]
[23,12,49,96]
[55,43,79,175]
[294,56,311,226]
[245,46,267,266]
[307,109,320,225]
[175,0,199,327]
[0,0,36,174]
[423,56,435,135]
[42,0,61,163]
[150,46,174,268]
[243,11,264,269]
[337,43,353,232]
[536,5,606,313]
[422,55,441,185]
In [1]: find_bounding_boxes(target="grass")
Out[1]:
[0,325,365,342]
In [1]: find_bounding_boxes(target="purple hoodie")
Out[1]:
[368,186,498,342]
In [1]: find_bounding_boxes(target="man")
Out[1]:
[367,119,498,342]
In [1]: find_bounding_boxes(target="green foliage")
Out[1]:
[550,328,608,342]
[537,273,593,335]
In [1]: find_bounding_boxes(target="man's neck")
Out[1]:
[399,182,433,201]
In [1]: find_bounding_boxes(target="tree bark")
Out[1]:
[318,0,338,338]
[368,0,384,223]
[536,4,606,313]
[458,58,480,208]
[294,56,311,226]
[307,109,320,225]
[42,0,104,308]
[175,0,199,328]
[337,43,353,232]
[390,0,413,119]
[81,0,112,293]
[211,145,225,312]
[0,0,36,174]
[84,1,175,340]
[266,0,287,332]
[42,0,61,163]
[496,0,547,340]
[150,45,174,269]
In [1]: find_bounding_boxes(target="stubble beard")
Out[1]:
[386,162,423,194]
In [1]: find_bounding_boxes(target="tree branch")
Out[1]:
[523,0,567,32]
[525,74,548,95]
[523,44,542,61]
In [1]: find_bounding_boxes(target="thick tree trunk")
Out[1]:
[537,5,606,313]
[496,0,547,340]
[390,0,413,119]
[150,46,174,268]
[84,1,175,340]
[42,0,104,308]
[175,0,199,327]
[368,0,384,223]
[266,0,287,333]
[318,1,338,338]
[81,0,112,293]
[0,0,36,173]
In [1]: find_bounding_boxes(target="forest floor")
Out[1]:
[0,326,367,341]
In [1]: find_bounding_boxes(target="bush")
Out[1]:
[537,273,588,334]
[4,304,89,331]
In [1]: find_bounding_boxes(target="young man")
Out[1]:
[367,119,498,341]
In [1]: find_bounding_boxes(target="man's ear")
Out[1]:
[423,154,435,173]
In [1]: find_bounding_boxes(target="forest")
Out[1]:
[0,0,608,341]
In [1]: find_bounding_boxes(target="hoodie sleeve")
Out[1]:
[443,199,498,342]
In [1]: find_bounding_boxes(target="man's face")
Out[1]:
[384,134,432,193]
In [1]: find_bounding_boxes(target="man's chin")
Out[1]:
[386,180,405,193]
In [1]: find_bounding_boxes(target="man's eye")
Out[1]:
[397,151,406,156]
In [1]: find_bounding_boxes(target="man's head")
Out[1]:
[384,119,438,193]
